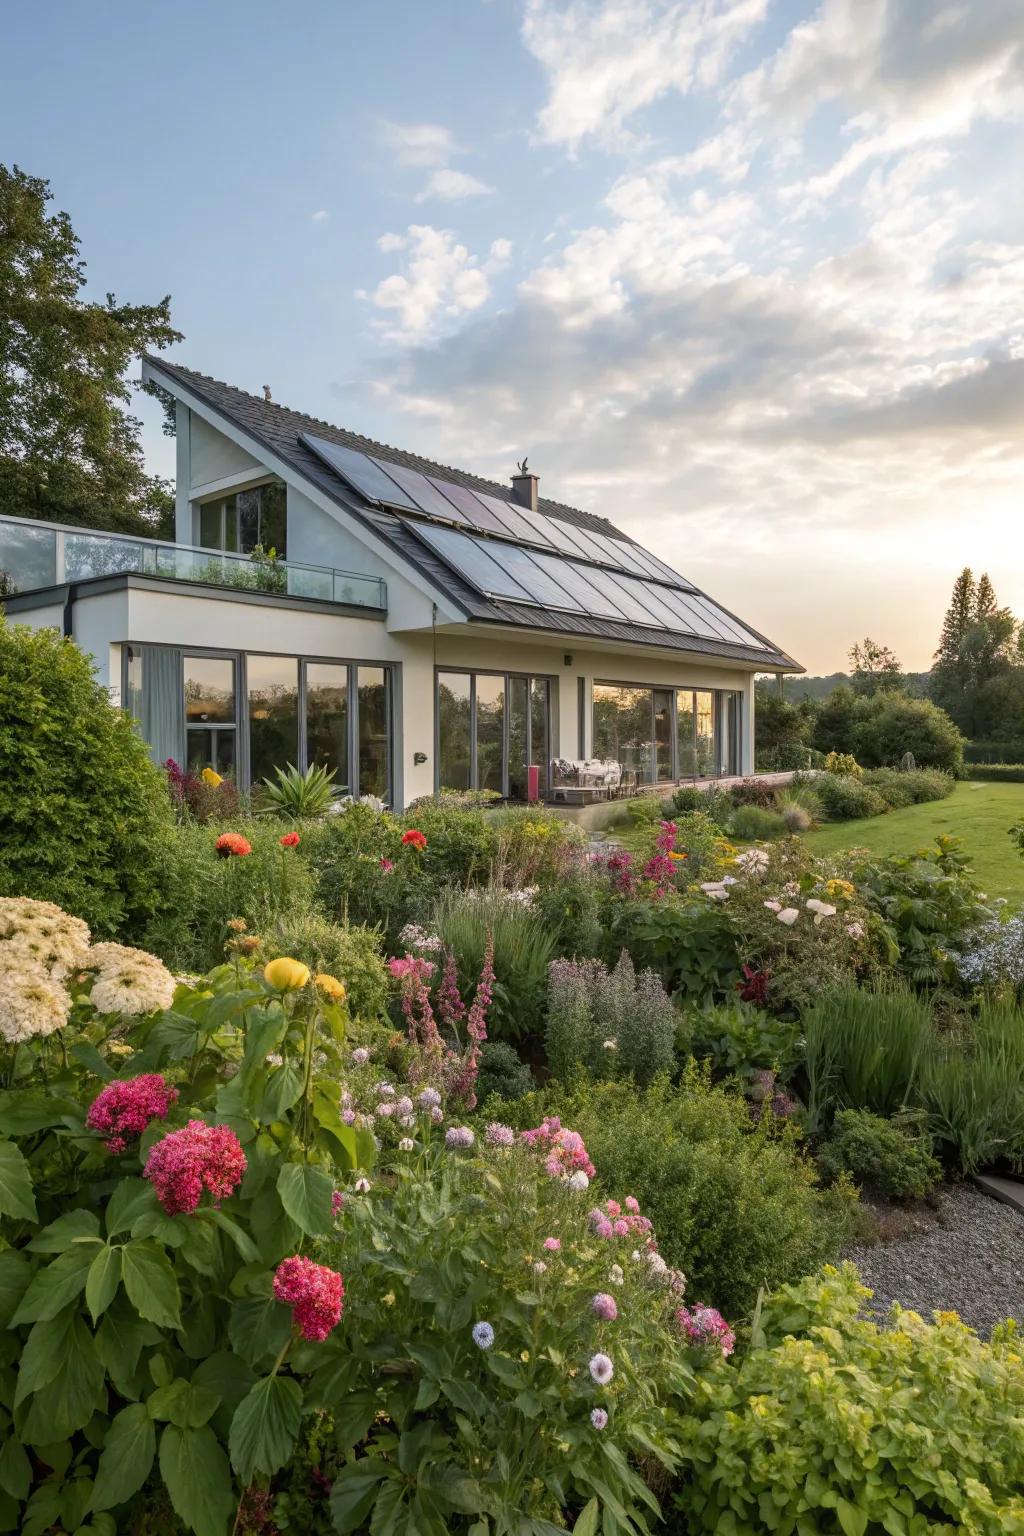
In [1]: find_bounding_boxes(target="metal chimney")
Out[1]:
[511,458,539,514]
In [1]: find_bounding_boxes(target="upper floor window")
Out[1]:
[196,480,287,559]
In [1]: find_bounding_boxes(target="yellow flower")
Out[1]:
[315,973,346,1003]
[520,1350,530,1363]
[201,767,223,787]
[935,1310,960,1326]
[382,1292,396,1307]
[263,957,311,990]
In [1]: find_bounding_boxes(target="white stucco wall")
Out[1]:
[189,414,264,489]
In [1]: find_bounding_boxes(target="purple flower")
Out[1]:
[472,1321,494,1350]
[588,1353,614,1386]
[351,1047,369,1065]
[591,1293,618,1322]
[590,1408,608,1431]
[395,1096,414,1117]
[446,1126,475,1149]
[417,1087,441,1110]
[485,1122,515,1146]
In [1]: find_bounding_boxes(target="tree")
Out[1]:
[849,637,904,698]
[0,164,182,536]
[854,693,964,773]
[931,568,1020,735]
[811,685,863,757]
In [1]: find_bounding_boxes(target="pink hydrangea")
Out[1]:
[676,1304,736,1357]
[143,1120,247,1214]
[520,1117,595,1180]
[273,1255,344,1341]
[86,1073,179,1153]
[588,1198,654,1244]
[591,1292,618,1321]
[543,1236,562,1252]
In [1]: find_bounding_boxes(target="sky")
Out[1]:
[4,0,1024,674]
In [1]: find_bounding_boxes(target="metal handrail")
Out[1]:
[0,512,386,610]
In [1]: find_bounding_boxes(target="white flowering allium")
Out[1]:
[0,959,71,1043]
[86,943,176,1015]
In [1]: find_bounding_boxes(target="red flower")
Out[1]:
[273,1254,344,1341]
[215,832,252,859]
[401,829,427,850]
[143,1120,247,1213]
[737,965,771,1007]
[279,831,301,848]
[86,1074,179,1154]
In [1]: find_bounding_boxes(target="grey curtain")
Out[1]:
[139,646,184,766]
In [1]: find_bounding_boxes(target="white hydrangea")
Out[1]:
[0,897,91,979]
[0,959,71,1043]
[86,942,176,1015]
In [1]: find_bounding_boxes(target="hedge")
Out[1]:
[966,763,1024,783]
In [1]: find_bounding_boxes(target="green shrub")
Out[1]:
[0,617,174,937]
[818,1108,942,1201]
[815,772,888,821]
[606,898,739,1001]
[864,766,955,806]
[532,861,603,956]
[803,983,932,1131]
[728,805,788,840]
[854,834,991,981]
[626,793,670,825]
[689,1000,803,1083]
[855,692,965,774]
[265,910,390,1021]
[823,750,863,777]
[475,1039,535,1103]
[671,784,732,828]
[669,810,733,882]
[494,1074,859,1317]
[968,762,1024,783]
[728,778,778,809]
[432,888,557,1046]
[920,1000,1024,1175]
[254,760,343,819]
[755,742,824,772]
[143,819,318,971]
[545,951,676,1085]
[671,1265,1024,1534]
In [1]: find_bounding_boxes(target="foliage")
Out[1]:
[855,691,965,774]
[822,751,862,777]
[0,922,373,1536]
[970,761,1024,781]
[606,898,739,1002]
[265,911,390,1023]
[626,793,669,825]
[849,636,904,697]
[0,615,174,937]
[321,1131,693,1535]
[728,805,788,841]
[493,1074,859,1318]
[852,834,991,982]
[862,765,954,807]
[931,567,1022,737]
[803,984,933,1131]
[545,952,676,1086]
[688,1000,802,1085]
[474,1040,534,1105]
[814,772,888,821]
[727,778,778,809]
[920,1000,1024,1175]
[671,1264,1024,1535]
[670,784,733,828]
[432,889,556,1046]
[164,758,241,825]
[754,741,824,772]
[142,820,317,973]
[532,859,603,958]
[950,915,1024,994]
[811,686,863,757]
[817,1108,942,1201]
[255,763,343,821]
[0,163,180,536]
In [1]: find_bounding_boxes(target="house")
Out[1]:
[0,357,802,808]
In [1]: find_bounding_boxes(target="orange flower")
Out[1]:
[401,829,427,850]
[215,832,252,859]
[668,850,688,862]
[279,831,301,848]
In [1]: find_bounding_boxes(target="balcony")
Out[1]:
[0,514,386,610]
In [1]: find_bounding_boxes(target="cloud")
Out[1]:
[415,168,494,202]
[311,209,329,223]
[368,225,500,342]
[522,0,768,151]
[378,120,458,167]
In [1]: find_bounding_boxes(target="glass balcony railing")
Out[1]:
[0,514,386,610]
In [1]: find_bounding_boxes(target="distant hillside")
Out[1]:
[757,671,931,702]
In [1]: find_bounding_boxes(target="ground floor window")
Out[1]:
[126,645,393,800]
[436,669,551,798]
[594,681,742,782]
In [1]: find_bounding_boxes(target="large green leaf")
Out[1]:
[228,1372,301,1483]
[19,1313,105,1444]
[27,1208,101,1253]
[200,1208,260,1263]
[276,1162,334,1236]
[11,1244,95,1324]
[121,1240,181,1329]
[95,1295,158,1394]
[0,1250,33,1327]
[86,1246,122,1324]
[228,1293,291,1367]
[257,1063,302,1123]
[148,1378,221,1429]
[329,1459,395,1535]
[0,1435,31,1502]
[0,1141,36,1222]
[105,1177,160,1237]
[158,1424,234,1536]
[0,1089,79,1134]
[15,1307,80,1405]
[89,1403,155,1512]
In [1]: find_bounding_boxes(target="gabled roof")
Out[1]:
[144,355,802,672]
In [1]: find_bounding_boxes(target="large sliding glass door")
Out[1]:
[436,669,553,798]
[595,681,744,783]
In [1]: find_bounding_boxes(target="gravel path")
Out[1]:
[845,1184,1024,1337]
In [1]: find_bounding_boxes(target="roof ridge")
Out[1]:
[144,354,610,530]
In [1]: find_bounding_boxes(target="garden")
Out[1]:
[2,617,1024,1534]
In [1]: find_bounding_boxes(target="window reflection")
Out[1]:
[593,685,652,777]
[475,675,505,794]
[358,666,389,798]
[306,663,348,789]
[437,672,471,790]
[248,655,298,786]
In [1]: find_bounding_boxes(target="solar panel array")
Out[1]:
[300,431,767,649]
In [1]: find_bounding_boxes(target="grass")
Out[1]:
[804,782,1024,907]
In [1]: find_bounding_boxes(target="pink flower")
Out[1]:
[143,1120,246,1214]
[331,1190,345,1217]
[676,1304,736,1357]
[486,1122,515,1146]
[521,1117,595,1180]
[591,1292,618,1321]
[612,1219,630,1237]
[624,1197,639,1213]
[605,1200,621,1217]
[86,1074,179,1154]
[543,1236,562,1252]
[595,1218,614,1239]
[379,857,394,873]
[273,1255,344,1341]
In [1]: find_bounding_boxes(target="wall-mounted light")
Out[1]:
[413,751,428,765]
[564,654,573,667]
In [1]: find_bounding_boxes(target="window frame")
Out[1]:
[593,677,745,783]
[433,666,555,798]
[192,477,288,558]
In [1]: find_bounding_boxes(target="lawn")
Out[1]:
[804,781,1024,906]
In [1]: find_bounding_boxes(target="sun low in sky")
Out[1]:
[4,0,1023,673]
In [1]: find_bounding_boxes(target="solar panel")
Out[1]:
[371,457,471,522]
[409,522,535,602]
[301,434,421,511]
[473,490,554,548]
[584,564,661,624]
[424,478,508,534]
[482,543,586,611]
[528,554,631,619]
